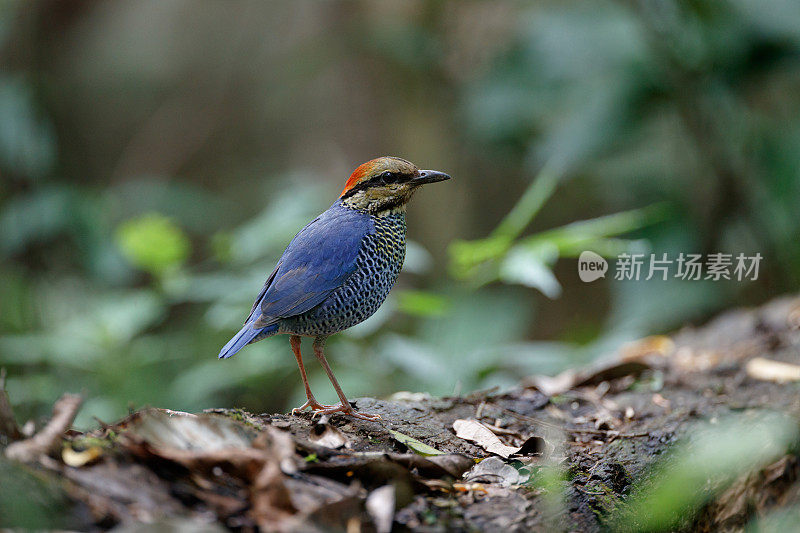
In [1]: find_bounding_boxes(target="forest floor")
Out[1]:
[3,295,800,532]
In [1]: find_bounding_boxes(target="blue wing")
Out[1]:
[250,201,373,327]
[219,202,372,360]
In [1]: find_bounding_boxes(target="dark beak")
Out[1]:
[412,169,451,185]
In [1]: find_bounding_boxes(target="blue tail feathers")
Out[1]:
[218,321,278,359]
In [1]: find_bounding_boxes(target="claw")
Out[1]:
[291,398,337,416]
[310,403,382,421]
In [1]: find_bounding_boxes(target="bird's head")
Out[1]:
[339,156,451,214]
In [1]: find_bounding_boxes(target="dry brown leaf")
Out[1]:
[309,416,350,449]
[118,409,304,530]
[452,419,521,459]
[254,426,299,475]
[63,461,187,523]
[121,409,302,484]
[125,408,255,451]
[746,357,800,383]
[523,371,577,396]
[480,423,521,437]
[251,453,297,531]
[366,485,395,533]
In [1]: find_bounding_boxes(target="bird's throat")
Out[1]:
[340,191,410,216]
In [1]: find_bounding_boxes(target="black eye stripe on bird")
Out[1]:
[219,156,451,421]
[339,171,413,198]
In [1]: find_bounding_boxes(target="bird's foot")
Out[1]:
[311,403,382,421]
[291,398,337,416]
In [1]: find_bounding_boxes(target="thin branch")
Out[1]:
[5,393,83,462]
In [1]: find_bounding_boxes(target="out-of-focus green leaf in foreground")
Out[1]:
[610,412,799,532]
[0,457,79,529]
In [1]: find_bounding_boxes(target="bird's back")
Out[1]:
[279,209,406,336]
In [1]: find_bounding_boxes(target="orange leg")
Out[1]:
[309,336,381,421]
[289,335,336,415]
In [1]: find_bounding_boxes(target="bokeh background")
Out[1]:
[1,0,799,428]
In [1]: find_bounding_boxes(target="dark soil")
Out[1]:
[2,295,800,532]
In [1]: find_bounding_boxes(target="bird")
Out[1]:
[218,156,451,420]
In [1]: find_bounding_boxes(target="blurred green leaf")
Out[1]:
[522,204,668,258]
[612,412,798,531]
[449,163,561,280]
[451,202,665,291]
[396,290,449,318]
[115,213,190,276]
[499,242,561,298]
[449,235,513,280]
[494,163,561,240]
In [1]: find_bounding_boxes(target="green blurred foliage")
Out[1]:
[0,457,82,528]
[0,0,798,435]
[116,213,190,276]
[611,412,798,531]
[448,162,667,294]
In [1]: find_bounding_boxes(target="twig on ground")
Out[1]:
[5,393,83,462]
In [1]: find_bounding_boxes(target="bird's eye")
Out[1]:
[378,171,396,184]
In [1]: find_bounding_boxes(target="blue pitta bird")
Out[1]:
[219,157,451,420]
